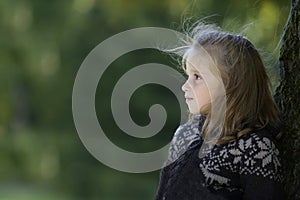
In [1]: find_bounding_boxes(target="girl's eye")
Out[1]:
[194,74,201,80]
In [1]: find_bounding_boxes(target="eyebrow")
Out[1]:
[184,68,200,75]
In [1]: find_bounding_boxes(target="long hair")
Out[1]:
[175,21,282,145]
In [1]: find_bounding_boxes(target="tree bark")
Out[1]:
[274,0,300,199]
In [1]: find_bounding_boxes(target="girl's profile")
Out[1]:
[155,20,284,200]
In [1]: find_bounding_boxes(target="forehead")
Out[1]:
[184,49,207,72]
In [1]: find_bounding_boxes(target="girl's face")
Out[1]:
[181,55,211,115]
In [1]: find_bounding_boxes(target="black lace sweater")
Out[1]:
[155,115,285,200]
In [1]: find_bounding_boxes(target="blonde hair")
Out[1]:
[174,20,282,145]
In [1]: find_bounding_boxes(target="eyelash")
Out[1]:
[184,72,202,80]
[194,74,201,80]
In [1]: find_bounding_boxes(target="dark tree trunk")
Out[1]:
[274,0,300,199]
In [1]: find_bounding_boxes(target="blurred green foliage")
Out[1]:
[0,0,290,199]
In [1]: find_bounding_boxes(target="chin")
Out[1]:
[189,110,201,115]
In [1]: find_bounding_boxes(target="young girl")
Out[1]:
[155,21,284,200]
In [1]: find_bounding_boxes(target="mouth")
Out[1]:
[185,96,193,101]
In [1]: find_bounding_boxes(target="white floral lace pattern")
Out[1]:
[165,115,205,166]
[199,131,283,191]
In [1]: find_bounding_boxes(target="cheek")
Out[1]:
[195,85,210,101]
[204,86,211,100]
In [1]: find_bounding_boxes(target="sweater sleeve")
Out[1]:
[238,133,285,200]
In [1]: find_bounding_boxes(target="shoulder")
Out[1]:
[235,129,281,159]
[235,130,279,152]
[232,129,283,182]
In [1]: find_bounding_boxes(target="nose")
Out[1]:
[181,80,189,92]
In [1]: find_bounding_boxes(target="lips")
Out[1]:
[185,96,193,101]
